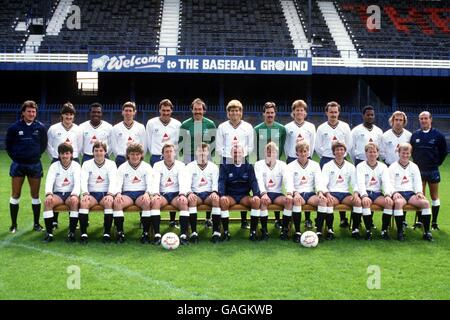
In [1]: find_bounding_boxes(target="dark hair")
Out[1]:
[58,142,73,155]
[362,105,374,114]
[21,100,38,113]
[263,101,277,112]
[90,102,103,110]
[159,99,173,110]
[92,141,107,153]
[126,143,144,156]
[61,102,75,114]
[191,98,206,111]
[331,141,347,153]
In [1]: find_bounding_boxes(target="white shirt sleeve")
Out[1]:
[80,162,89,194]
[412,163,423,194]
[116,165,125,194]
[321,164,330,194]
[140,124,148,157]
[381,164,393,196]
[247,123,254,155]
[152,164,161,195]
[216,125,224,158]
[107,162,118,195]
[254,162,267,194]
[313,163,324,193]
[46,126,55,159]
[71,163,81,196]
[145,165,153,194]
[314,126,324,158]
[45,163,57,194]
[285,164,294,194]
[211,163,219,193]
[146,120,153,156]
[350,164,358,194]
[356,163,367,197]
[309,123,316,159]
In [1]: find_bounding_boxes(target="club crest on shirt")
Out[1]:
[401,176,409,184]
[336,175,344,183]
[132,176,141,184]
[267,178,275,188]
[90,135,97,144]
[369,176,377,186]
[199,177,208,186]
[165,177,174,187]
[162,133,170,142]
[300,176,307,185]
[62,177,70,186]
[96,175,104,184]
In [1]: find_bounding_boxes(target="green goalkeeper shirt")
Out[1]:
[179,117,216,157]
[254,121,286,160]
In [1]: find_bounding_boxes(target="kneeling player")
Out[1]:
[186,143,220,243]
[79,141,117,244]
[322,141,362,240]
[389,143,433,241]
[113,143,153,243]
[43,143,81,242]
[356,143,394,240]
[254,142,288,241]
[284,142,327,242]
[218,145,261,242]
[152,144,189,245]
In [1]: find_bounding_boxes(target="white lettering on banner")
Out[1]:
[179,59,200,70]
[261,60,308,71]
[203,59,256,71]
[106,55,165,70]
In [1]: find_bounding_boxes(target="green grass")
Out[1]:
[0,151,449,300]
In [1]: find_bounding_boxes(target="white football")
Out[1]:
[161,232,180,250]
[300,231,319,248]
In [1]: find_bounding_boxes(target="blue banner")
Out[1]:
[88,54,312,74]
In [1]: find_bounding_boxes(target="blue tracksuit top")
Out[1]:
[411,128,447,171]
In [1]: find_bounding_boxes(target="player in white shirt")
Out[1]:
[79,141,117,244]
[110,102,147,167]
[46,102,83,230]
[47,102,83,162]
[322,141,362,240]
[79,103,112,163]
[380,111,412,166]
[350,106,383,166]
[42,143,81,243]
[356,143,394,241]
[113,143,153,244]
[216,100,255,228]
[216,99,254,163]
[389,143,433,241]
[254,142,288,241]
[146,99,181,166]
[186,143,220,243]
[151,143,190,245]
[284,99,316,163]
[315,101,352,228]
[284,142,327,242]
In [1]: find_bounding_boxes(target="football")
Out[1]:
[161,232,180,250]
[300,231,319,248]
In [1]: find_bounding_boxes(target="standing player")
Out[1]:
[284,99,316,164]
[284,142,327,242]
[111,101,147,167]
[356,143,394,240]
[284,99,316,229]
[6,100,48,233]
[47,102,83,229]
[151,144,189,245]
[179,98,216,163]
[42,143,81,242]
[79,103,112,163]
[380,111,411,166]
[389,143,433,241]
[411,111,447,230]
[113,143,153,244]
[350,106,383,166]
[254,142,288,241]
[322,141,362,240]
[216,100,254,228]
[218,145,261,242]
[315,101,352,228]
[79,141,117,244]
[254,102,286,161]
[146,99,181,166]
[186,143,220,243]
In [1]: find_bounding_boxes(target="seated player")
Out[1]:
[389,143,433,241]
[42,143,81,242]
[186,143,220,243]
[254,142,288,241]
[322,141,362,240]
[113,143,153,243]
[218,145,261,242]
[152,144,189,245]
[284,141,327,242]
[79,141,117,244]
[356,143,394,240]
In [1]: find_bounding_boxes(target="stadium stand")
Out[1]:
[337,0,450,59]
[178,0,295,56]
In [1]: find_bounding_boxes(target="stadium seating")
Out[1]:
[336,0,450,59]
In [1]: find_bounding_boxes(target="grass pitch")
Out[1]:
[0,151,449,300]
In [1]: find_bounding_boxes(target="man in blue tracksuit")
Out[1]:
[411,111,448,230]
[6,101,48,233]
[216,145,261,242]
